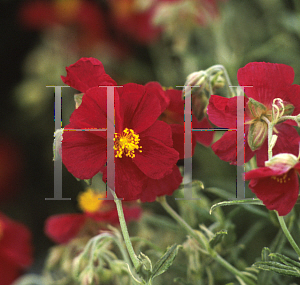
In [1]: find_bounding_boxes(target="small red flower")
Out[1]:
[207,62,300,166]
[0,212,33,285]
[45,188,141,244]
[245,153,300,216]
[61,58,182,202]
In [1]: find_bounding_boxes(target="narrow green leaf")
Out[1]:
[269,253,300,269]
[151,244,180,279]
[209,230,227,248]
[210,199,263,214]
[253,261,300,277]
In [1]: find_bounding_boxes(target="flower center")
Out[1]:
[78,188,106,214]
[114,128,142,158]
[271,173,291,184]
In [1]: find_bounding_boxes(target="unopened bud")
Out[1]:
[265,153,299,172]
[80,267,100,285]
[248,98,267,118]
[247,121,268,151]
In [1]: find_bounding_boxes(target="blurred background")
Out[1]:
[1,0,300,283]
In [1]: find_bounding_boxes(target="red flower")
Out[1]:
[0,212,33,285]
[159,87,214,158]
[61,58,181,202]
[109,0,161,44]
[45,188,141,244]
[19,0,113,50]
[245,153,300,216]
[207,62,300,166]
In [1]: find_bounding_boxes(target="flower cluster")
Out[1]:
[207,62,300,215]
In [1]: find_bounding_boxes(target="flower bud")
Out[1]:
[247,121,268,151]
[265,153,299,172]
[247,98,267,118]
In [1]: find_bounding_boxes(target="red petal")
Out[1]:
[62,130,107,179]
[0,258,21,285]
[140,166,183,202]
[0,213,33,268]
[207,95,237,129]
[103,157,146,201]
[145,82,170,113]
[193,117,214,146]
[211,131,238,165]
[255,124,300,167]
[61,58,116,93]
[45,214,86,244]
[246,169,299,216]
[118,83,162,133]
[133,122,179,179]
[237,62,294,105]
[170,124,196,159]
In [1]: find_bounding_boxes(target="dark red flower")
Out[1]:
[109,0,161,44]
[0,212,33,285]
[45,188,141,244]
[19,0,116,51]
[158,87,214,159]
[245,153,300,216]
[61,58,181,201]
[207,62,300,166]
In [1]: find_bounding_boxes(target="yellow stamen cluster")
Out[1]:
[114,128,142,158]
[77,188,106,214]
[271,173,291,184]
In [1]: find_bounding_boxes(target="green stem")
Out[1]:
[111,189,140,270]
[276,212,300,257]
[158,196,256,285]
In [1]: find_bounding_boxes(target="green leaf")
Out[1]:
[210,199,263,214]
[253,261,300,277]
[151,244,181,280]
[209,230,227,248]
[269,253,300,269]
[261,247,271,261]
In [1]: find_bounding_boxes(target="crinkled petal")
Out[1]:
[207,95,237,129]
[133,122,179,179]
[237,62,294,105]
[211,131,238,165]
[118,83,162,133]
[103,157,147,201]
[145,82,170,113]
[62,130,107,179]
[246,168,299,216]
[170,124,196,159]
[44,214,86,244]
[140,166,183,202]
[61,58,116,93]
[193,117,214,146]
[68,86,122,133]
